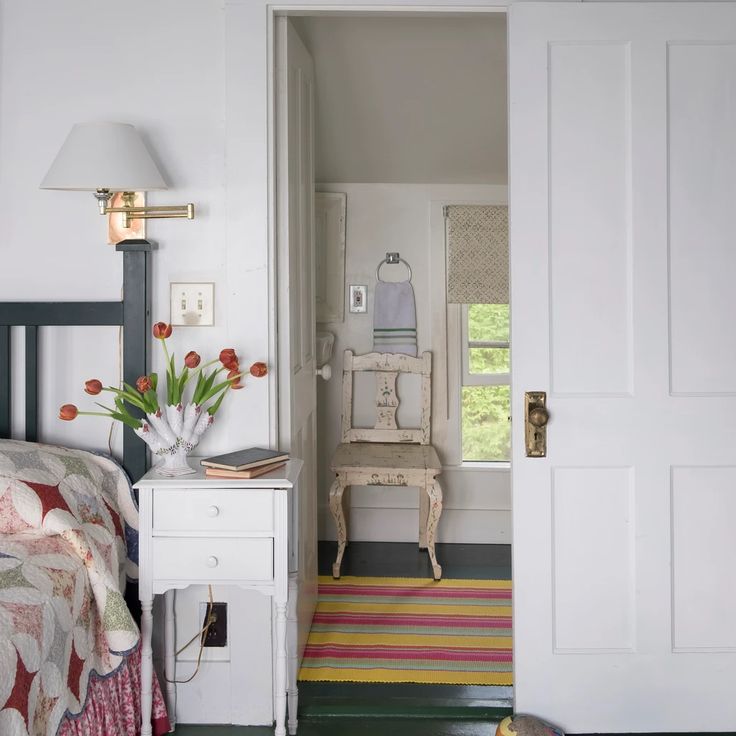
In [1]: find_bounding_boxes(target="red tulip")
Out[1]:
[84,379,103,395]
[219,348,239,370]
[227,369,244,390]
[59,404,78,421]
[249,361,268,378]
[185,351,201,369]
[152,322,172,339]
[136,375,153,393]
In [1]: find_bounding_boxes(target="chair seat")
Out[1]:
[331,442,441,473]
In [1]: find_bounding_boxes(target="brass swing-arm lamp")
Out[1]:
[41,122,195,228]
[95,189,194,227]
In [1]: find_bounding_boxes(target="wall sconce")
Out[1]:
[40,122,194,228]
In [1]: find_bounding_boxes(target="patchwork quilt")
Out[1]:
[0,439,150,735]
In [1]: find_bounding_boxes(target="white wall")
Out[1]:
[0,0,271,725]
[316,184,511,545]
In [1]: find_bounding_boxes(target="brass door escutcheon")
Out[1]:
[525,391,549,457]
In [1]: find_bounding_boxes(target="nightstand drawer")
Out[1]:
[151,537,273,581]
[153,489,274,533]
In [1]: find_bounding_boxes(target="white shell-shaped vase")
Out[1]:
[133,403,213,476]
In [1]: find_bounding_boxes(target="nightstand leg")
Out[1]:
[287,584,299,735]
[164,589,177,725]
[287,686,298,735]
[140,598,154,736]
[275,601,288,736]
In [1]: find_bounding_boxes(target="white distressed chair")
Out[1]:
[329,350,443,580]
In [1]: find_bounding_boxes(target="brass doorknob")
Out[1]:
[529,406,549,428]
[525,391,548,457]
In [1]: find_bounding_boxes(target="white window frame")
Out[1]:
[461,303,510,387]
[428,189,509,468]
[459,303,511,463]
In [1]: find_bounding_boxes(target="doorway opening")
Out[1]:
[273,7,511,721]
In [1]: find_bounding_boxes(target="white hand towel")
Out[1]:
[373,280,417,357]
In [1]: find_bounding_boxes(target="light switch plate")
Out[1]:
[170,282,215,326]
[349,284,367,313]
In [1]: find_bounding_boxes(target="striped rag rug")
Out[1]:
[298,576,512,685]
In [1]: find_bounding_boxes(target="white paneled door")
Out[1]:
[275,16,318,708]
[509,3,736,732]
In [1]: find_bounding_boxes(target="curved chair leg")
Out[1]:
[425,479,443,580]
[418,486,429,549]
[329,476,347,578]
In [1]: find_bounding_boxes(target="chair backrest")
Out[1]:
[340,350,432,445]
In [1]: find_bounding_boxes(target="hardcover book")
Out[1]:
[200,447,289,472]
[204,462,286,480]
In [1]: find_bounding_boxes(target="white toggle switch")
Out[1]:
[171,282,215,326]
[350,285,367,313]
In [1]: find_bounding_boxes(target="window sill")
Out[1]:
[443,461,510,473]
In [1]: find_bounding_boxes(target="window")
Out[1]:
[428,197,510,468]
[461,303,511,462]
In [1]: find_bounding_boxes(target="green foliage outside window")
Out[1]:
[462,386,511,461]
[468,303,509,342]
[462,304,511,462]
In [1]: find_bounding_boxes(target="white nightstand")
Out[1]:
[134,458,302,736]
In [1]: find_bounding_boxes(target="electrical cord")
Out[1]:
[165,584,217,684]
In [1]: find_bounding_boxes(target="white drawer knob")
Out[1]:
[207,505,220,517]
[206,556,219,568]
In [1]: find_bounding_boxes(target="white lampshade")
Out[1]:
[40,122,168,192]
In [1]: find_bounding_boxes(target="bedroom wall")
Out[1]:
[316,183,511,546]
[0,0,270,461]
[0,0,272,725]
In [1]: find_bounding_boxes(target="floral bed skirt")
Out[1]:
[57,643,170,736]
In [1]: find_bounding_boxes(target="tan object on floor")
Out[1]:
[329,350,443,580]
[496,715,565,736]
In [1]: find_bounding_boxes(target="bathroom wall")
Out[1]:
[316,183,511,545]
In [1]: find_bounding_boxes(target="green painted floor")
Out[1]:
[173,720,496,735]
[174,541,513,735]
[171,724,727,736]
[306,541,513,717]
[317,540,512,581]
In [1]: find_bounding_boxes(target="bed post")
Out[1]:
[116,239,156,483]
[25,326,39,442]
[0,326,9,437]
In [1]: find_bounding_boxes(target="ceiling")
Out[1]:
[292,15,508,185]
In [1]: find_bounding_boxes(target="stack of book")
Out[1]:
[200,447,289,479]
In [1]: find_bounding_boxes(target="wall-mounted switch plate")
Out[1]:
[349,284,367,313]
[170,282,215,326]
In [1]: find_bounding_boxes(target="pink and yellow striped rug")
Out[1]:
[298,576,512,685]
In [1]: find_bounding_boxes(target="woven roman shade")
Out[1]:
[446,204,508,304]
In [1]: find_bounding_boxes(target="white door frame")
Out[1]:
[266,3,507,449]
[266,3,510,708]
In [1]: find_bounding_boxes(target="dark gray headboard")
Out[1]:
[0,239,154,482]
